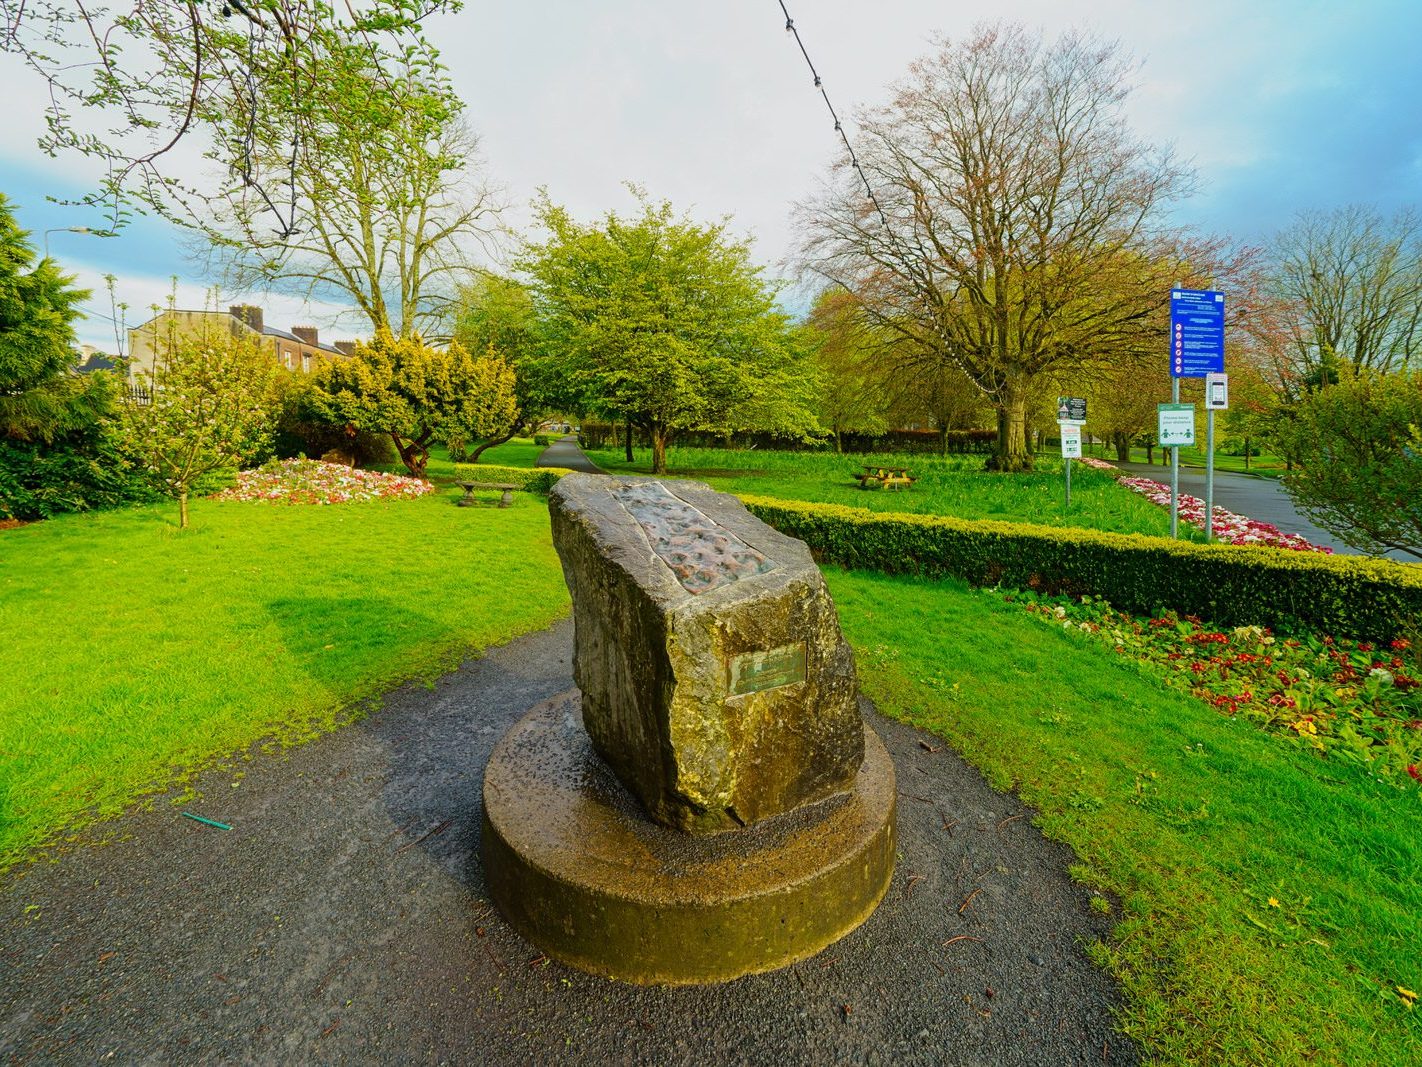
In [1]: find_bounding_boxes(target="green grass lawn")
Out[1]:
[1119,445,1289,478]
[0,489,570,869]
[828,569,1422,1064]
[588,445,1198,540]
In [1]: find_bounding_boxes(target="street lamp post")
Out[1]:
[43,226,93,258]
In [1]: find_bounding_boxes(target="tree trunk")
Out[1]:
[986,376,1032,472]
[178,489,189,530]
[1243,437,1251,471]
[624,417,634,463]
[938,425,948,456]
[468,421,525,465]
[650,424,669,475]
[1113,432,1131,462]
[834,429,843,454]
[392,432,429,479]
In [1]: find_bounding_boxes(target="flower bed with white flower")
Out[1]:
[211,459,435,505]
[1080,457,1329,552]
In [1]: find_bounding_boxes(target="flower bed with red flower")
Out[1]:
[1008,590,1422,788]
[1076,457,1329,552]
[211,458,435,505]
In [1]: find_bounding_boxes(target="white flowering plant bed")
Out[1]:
[211,458,435,505]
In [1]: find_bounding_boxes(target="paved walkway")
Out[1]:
[536,433,603,474]
[1112,461,1419,562]
[1,621,1136,1066]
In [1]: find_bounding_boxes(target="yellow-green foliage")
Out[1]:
[455,463,574,493]
[741,494,1422,639]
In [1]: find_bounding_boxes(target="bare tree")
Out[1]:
[795,23,1197,471]
[1267,205,1422,391]
[4,1,497,337]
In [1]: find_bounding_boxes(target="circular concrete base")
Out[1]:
[481,692,896,986]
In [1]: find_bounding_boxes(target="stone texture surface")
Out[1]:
[482,692,896,985]
[549,474,864,833]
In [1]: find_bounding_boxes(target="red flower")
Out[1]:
[1408,765,1421,782]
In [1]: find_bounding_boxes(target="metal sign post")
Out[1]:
[1203,372,1229,542]
[1059,421,1082,509]
[1158,403,1196,537]
[1170,288,1226,539]
[1057,398,1085,513]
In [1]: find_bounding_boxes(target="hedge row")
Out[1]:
[740,494,1422,640]
[453,463,574,494]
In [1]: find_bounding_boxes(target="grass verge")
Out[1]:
[0,489,570,869]
[588,445,1199,540]
[828,568,1421,1064]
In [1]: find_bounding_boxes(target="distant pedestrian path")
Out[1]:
[1113,461,1418,562]
[535,433,603,474]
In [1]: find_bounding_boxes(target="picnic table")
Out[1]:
[854,464,915,491]
[457,480,518,508]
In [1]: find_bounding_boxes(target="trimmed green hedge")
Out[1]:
[740,494,1422,640]
[454,463,573,494]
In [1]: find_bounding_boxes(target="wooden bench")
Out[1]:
[457,481,518,508]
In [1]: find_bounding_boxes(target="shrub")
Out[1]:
[0,436,159,520]
[454,463,574,494]
[273,373,396,467]
[533,434,553,447]
[740,495,1422,640]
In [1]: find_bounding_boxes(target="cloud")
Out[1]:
[4,0,1420,333]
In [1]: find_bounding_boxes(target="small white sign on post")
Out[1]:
[1059,423,1082,459]
[1205,372,1229,410]
[1158,403,1196,447]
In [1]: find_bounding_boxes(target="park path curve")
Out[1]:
[1112,460,1419,562]
[536,433,603,474]
[1,620,1136,1066]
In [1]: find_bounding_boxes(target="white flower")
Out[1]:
[1369,668,1394,685]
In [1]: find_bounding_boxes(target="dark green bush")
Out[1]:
[0,438,159,520]
[533,433,553,447]
[740,495,1422,640]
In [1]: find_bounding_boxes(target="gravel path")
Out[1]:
[1,621,1136,1066]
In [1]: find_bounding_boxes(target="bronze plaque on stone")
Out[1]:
[729,643,807,696]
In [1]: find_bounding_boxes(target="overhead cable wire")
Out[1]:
[776,1,892,233]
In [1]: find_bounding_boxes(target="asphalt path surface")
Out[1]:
[1113,460,1419,562]
[536,435,604,474]
[2,621,1135,1066]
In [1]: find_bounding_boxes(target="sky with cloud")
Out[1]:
[2,0,1419,351]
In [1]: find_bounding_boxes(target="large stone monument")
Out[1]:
[481,474,895,984]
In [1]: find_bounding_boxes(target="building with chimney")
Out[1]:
[126,305,356,381]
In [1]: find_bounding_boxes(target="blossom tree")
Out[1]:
[116,318,278,529]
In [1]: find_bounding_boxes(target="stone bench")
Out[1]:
[457,481,518,508]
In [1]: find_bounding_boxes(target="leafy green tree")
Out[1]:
[115,319,278,529]
[1275,369,1422,559]
[304,332,517,478]
[450,274,558,462]
[0,193,154,520]
[0,192,96,442]
[520,192,818,474]
[802,291,888,451]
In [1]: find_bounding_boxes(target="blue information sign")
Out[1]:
[1170,288,1225,378]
